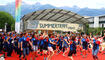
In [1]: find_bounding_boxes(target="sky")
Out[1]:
[0,0,105,9]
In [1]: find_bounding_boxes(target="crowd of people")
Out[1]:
[0,31,105,60]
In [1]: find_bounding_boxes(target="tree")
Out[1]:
[0,11,15,31]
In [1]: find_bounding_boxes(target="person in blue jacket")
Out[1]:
[92,36,100,60]
[81,35,88,58]
[43,36,49,60]
[48,34,56,60]
[39,34,44,56]
[7,34,14,57]
[62,34,69,56]
[68,36,76,60]
[21,33,33,59]
[18,34,23,59]
[4,34,8,52]
[31,34,38,58]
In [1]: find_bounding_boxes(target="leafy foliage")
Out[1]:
[0,11,15,31]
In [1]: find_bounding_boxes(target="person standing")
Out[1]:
[31,34,38,59]
[21,33,32,59]
[62,34,69,57]
[92,36,100,60]
[48,34,55,60]
[43,36,49,60]
[18,34,23,59]
[0,33,4,53]
[7,34,14,57]
[81,35,88,58]
[68,36,76,60]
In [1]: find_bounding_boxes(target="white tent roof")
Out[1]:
[21,9,88,24]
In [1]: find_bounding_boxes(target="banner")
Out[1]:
[26,20,83,32]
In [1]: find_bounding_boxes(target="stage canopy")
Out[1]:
[21,9,88,24]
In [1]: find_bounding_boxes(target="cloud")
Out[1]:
[0,0,105,9]
[0,0,14,5]
[22,0,105,9]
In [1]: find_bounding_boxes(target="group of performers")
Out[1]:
[0,31,105,60]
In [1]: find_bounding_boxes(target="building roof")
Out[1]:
[21,9,88,24]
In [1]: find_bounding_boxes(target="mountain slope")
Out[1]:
[0,2,105,18]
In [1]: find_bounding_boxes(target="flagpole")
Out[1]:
[15,0,22,33]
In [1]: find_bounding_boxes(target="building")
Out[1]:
[20,9,88,34]
[85,15,105,28]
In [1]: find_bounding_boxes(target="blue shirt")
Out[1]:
[16,36,20,40]
[48,38,52,47]
[31,38,35,41]
[19,38,23,43]
[70,41,76,50]
[93,39,99,50]
[22,36,27,41]
[81,38,86,42]
[59,38,63,46]
[51,39,55,46]
[64,37,68,45]
[40,39,44,45]
[43,39,48,46]
[43,39,47,42]
[13,34,15,37]
[93,39,96,43]
[27,36,30,38]
[5,36,8,40]
[31,38,35,45]
[9,37,12,44]
[81,38,88,46]
[21,36,27,47]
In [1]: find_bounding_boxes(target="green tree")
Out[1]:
[0,11,15,31]
[85,24,103,35]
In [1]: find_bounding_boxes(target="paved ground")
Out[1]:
[5,49,105,60]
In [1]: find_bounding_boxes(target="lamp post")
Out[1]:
[102,24,104,37]
[5,23,7,32]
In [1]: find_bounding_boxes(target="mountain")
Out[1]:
[59,5,81,12]
[0,2,105,18]
[0,2,57,18]
[77,8,105,16]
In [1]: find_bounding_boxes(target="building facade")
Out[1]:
[85,15,105,28]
